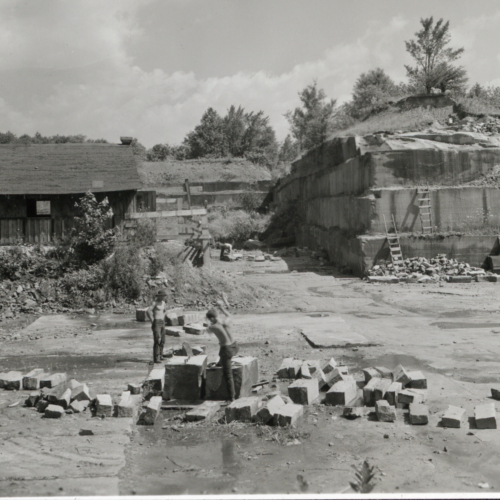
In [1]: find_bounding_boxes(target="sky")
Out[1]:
[0,0,499,147]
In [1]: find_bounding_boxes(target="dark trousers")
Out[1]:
[152,319,165,362]
[217,342,239,400]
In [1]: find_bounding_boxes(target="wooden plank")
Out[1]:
[126,208,207,220]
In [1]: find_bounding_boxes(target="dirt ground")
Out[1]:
[2,252,500,496]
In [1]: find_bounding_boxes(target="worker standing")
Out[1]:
[147,289,168,363]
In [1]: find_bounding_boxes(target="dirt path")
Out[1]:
[2,258,500,495]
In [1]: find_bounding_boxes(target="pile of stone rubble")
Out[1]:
[366,254,497,283]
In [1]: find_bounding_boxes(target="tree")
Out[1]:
[184,107,227,158]
[278,135,300,163]
[146,143,171,162]
[350,68,401,118]
[404,17,468,94]
[285,81,336,151]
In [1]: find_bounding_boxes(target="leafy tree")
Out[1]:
[184,107,227,158]
[350,68,402,118]
[285,81,336,151]
[223,105,247,156]
[71,192,116,264]
[278,135,300,163]
[405,17,468,94]
[146,143,171,162]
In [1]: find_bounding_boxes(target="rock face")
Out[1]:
[163,355,207,401]
[205,357,259,401]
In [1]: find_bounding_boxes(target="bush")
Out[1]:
[239,188,263,212]
[130,219,157,248]
[207,209,270,244]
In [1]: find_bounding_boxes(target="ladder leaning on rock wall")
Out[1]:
[383,214,405,273]
[417,186,434,234]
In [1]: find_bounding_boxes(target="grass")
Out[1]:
[454,96,500,116]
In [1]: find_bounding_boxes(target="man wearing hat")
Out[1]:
[147,289,168,363]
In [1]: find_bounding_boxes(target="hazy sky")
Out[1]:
[0,0,499,147]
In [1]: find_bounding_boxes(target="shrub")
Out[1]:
[130,219,157,248]
[58,265,107,308]
[239,187,263,212]
[207,209,270,244]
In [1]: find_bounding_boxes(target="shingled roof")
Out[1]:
[0,143,141,195]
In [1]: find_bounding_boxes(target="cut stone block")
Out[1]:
[26,390,42,407]
[449,275,472,283]
[409,404,429,425]
[312,368,328,390]
[273,403,304,427]
[407,371,427,389]
[186,401,221,422]
[56,388,72,409]
[128,383,142,395]
[44,404,65,419]
[23,369,45,390]
[343,407,370,419]
[363,367,381,383]
[44,386,65,403]
[37,399,50,413]
[363,377,380,406]
[136,308,148,322]
[71,384,91,402]
[475,403,497,429]
[491,387,500,400]
[374,366,393,379]
[476,275,498,283]
[163,355,208,401]
[253,395,286,424]
[398,389,427,406]
[225,397,260,422]
[164,326,183,337]
[70,400,89,413]
[376,400,397,422]
[143,366,166,395]
[373,378,393,403]
[144,396,163,425]
[178,312,202,326]
[300,362,311,379]
[67,379,82,390]
[325,367,351,389]
[205,356,258,401]
[117,391,136,418]
[40,373,67,389]
[304,360,322,374]
[288,378,319,405]
[393,365,411,388]
[192,345,206,355]
[288,359,303,379]
[326,379,358,406]
[385,382,402,407]
[277,358,293,378]
[3,371,25,390]
[95,394,113,418]
[183,323,206,335]
[322,358,337,374]
[165,312,179,326]
[441,405,467,428]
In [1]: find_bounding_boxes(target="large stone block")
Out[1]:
[491,387,500,400]
[393,365,411,388]
[37,399,49,413]
[70,400,89,414]
[409,404,429,425]
[164,326,183,337]
[373,378,393,403]
[299,362,311,379]
[385,382,402,407]
[67,379,82,390]
[253,395,286,424]
[117,391,136,418]
[225,397,260,422]
[135,308,148,322]
[143,366,166,396]
[144,396,163,425]
[398,389,427,406]
[287,360,303,379]
[326,379,358,406]
[363,367,381,383]
[71,384,91,402]
[205,356,258,401]
[163,355,207,401]
[449,275,472,283]
[441,405,467,428]
[44,404,65,419]
[165,312,179,326]
[324,366,350,389]
[2,371,24,390]
[273,403,304,427]
[183,324,207,335]
[186,401,221,422]
[407,371,427,389]
[363,377,380,406]
[376,400,397,422]
[26,390,42,407]
[178,312,202,326]
[40,373,67,389]
[23,369,45,390]
[288,379,319,405]
[95,394,113,418]
[56,388,72,409]
[374,366,393,379]
[322,358,337,374]
[128,383,142,395]
[475,403,497,429]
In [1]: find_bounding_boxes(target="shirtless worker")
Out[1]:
[146,289,168,363]
[206,297,239,401]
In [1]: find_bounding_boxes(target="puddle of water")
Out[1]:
[431,322,500,330]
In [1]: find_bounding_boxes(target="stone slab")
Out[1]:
[163,355,208,401]
[128,383,142,395]
[205,356,258,401]
[441,405,467,428]
[407,371,427,389]
[95,394,113,418]
[398,389,427,406]
[287,378,319,405]
[44,404,65,418]
[475,403,497,429]
[143,366,166,395]
[183,323,207,335]
[185,401,221,422]
[476,275,498,282]
[326,379,358,406]
[164,326,183,337]
[449,275,472,283]
[2,371,24,390]
[144,396,163,425]
[225,396,260,422]
[374,366,393,379]
[273,403,304,427]
[376,400,397,422]
[23,369,45,390]
[253,395,286,424]
[178,312,202,326]
[409,404,429,425]
[40,373,67,389]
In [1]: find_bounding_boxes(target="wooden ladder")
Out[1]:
[383,214,404,272]
[417,186,433,234]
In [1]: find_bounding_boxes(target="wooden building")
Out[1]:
[0,142,146,245]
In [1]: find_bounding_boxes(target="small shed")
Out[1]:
[0,141,145,245]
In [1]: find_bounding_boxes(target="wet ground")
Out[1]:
[3,256,500,495]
